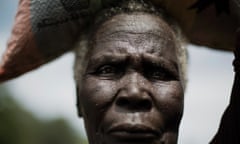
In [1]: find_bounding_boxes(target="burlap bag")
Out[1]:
[0,0,238,82]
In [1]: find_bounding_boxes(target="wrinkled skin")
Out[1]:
[77,13,184,144]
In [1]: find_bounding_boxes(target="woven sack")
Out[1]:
[0,0,238,82]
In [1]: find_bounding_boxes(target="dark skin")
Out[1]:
[77,13,184,144]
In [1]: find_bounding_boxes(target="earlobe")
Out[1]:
[76,84,83,117]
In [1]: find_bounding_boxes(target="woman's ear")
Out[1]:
[76,84,83,117]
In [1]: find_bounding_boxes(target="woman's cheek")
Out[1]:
[153,81,184,118]
[81,77,118,110]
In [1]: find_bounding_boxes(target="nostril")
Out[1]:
[138,99,152,110]
[116,97,129,107]
[116,97,152,111]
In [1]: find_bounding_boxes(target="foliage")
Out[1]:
[0,86,88,144]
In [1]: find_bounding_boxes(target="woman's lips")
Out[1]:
[107,124,162,140]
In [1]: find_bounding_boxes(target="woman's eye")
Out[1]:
[148,70,166,80]
[146,68,174,81]
[95,65,120,77]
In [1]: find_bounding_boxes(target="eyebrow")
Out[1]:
[88,53,127,68]
[88,53,179,78]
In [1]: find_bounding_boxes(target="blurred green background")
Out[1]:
[0,85,88,144]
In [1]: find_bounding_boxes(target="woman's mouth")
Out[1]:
[107,124,162,141]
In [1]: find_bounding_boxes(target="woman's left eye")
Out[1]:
[146,67,174,81]
[150,71,165,79]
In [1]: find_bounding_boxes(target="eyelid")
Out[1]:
[142,54,179,76]
[86,54,126,73]
[160,65,179,80]
[144,61,179,81]
[96,65,117,74]
[89,62,125,78]
[89,54,127,66]
[155,63,176,76]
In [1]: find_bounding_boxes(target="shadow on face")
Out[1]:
[77,12,184,144]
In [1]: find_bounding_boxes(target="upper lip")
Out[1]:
[107,124,162,137]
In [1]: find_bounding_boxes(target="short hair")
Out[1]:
[73,0,188,89]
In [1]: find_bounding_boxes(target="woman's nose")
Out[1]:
[115,73,153,112]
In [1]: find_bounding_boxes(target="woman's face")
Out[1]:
[77,13,184,144]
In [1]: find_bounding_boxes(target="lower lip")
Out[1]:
[109,131,158,140]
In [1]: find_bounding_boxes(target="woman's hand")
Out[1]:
[230,0,240,25]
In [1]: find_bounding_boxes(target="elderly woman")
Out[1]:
[73,1,187,143]
[1,0,240,144]
[74,0,240,143]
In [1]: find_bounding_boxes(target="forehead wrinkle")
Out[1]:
[96,13,176,38]
[109,13,170,33]
[97,18,157,36]
[93,32,177,61]
[95,31,174,54]
[96,29,174,42]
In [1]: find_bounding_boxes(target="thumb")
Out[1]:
[233,28,240,72]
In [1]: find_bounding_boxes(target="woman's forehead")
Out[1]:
[90,13,177,59]
[88,13,178,65]
[94,13,175,41]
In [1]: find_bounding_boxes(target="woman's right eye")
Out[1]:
[95,65,120,77]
